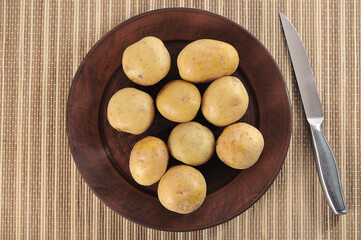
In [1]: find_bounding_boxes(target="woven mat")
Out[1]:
[1,0,360,239]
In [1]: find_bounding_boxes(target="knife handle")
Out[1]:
[309,124,348,215]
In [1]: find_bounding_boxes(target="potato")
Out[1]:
[202,76,249,127]
[107,87,154,134]
[156,80,201,122]
[158,165,207,214]
[177,39,239,83]
[129,136,169,186]
[216,123,264,169]
[122,36,171,86]
[168,122,215,166]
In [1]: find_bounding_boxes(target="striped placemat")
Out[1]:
[0,0,360,239]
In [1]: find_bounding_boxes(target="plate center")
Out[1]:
[99,40,259,197]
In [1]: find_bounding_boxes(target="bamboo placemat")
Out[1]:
[1,0,360,239]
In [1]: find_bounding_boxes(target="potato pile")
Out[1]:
[107,36,264,214]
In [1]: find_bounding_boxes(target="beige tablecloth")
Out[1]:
[1,0,360,239]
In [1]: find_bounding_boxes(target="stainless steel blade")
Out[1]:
[279,13,324,122]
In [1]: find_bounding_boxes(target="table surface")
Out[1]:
[1,0,360,239]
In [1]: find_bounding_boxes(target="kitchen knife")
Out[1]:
[279,13,347,215]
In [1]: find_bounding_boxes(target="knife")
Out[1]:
[279,13,347,215]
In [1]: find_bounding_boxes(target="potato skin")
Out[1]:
[129,136,169,186]
[177,39,239,83]
[107,87,154,134]
[168,122,215,166]
[156,80,201,122]
[216,123,264,169]
[122,36,171,86]
[157,165,207,214]
[202,76,249,127]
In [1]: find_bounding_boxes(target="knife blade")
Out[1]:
[280,13,347,215]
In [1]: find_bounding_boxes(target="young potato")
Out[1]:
[158,165,207,214]
[122,36,171,86]
[156,80,201,122]
[177,39,239,83]
[202,76,249,127]
[107,87,154,134]
[168,122,215,166]
[129,136,169,186]
[216,123,264,169]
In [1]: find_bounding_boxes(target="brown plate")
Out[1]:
[66,8,291,231]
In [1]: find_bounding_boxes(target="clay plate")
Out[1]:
[67,8,291,231]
